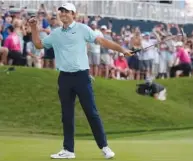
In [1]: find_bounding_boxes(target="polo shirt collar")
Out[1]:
[62,21,76,31]
[69,21,76,28]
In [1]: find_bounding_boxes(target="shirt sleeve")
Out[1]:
[3,37,9,48]
[41,33,53,49]
[124,59,128,68]
[41,49,45,55]
[177,48,184,58]
[83,24,98,43]
[176,51,180,58]
[114,59,118,66]
[99,30,104,38]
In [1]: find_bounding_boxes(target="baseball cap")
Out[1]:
[58,3,76,13]
[174,41,183,47]
[143,32,150,36]
[119,53,124,57]
[101,25,107,30]
[91,21,97,26]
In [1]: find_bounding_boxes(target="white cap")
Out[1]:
[91,21,97,26]
[174,41,183,47]
[119,53,124,57]
[101,25,107,30]
[58,3,76,13]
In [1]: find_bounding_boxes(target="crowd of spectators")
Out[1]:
[0,4,192,80]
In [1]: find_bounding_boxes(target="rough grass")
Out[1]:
[0,66,193,136]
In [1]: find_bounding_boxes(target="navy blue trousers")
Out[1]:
[58,70,107,152]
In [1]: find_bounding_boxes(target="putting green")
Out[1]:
[0,130,193,161]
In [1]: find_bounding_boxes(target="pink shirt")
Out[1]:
[176,47,191,63]
[114,58,128,70]
[4,32,21,52]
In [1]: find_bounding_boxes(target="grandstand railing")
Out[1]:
[1,1,192,24]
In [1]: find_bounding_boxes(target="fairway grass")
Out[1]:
[1,130,193,161]
[1,67,193,161]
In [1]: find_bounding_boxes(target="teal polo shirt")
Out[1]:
[42,21,98,72]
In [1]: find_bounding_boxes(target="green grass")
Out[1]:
[0,66,193,161]
[0,130,193,161]
[0,66,193,136]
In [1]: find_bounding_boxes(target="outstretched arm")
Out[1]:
[96,37,133,56]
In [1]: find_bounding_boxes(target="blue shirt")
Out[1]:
[42,21,98,72]
[42,19,49,29]
[2,23,11,40]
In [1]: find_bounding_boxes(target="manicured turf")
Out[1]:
[0,66,193,160]
[0,130,193,161]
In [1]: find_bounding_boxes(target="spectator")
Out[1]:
[139,32,156,79]
[170,41,192,77]
[4,25,23,65]
[87,21,103,77]
[36,12,53,69]
[26,41,44,68]
[114,53,131,80]
[0,2,192,81]
[48,14,61,31]
[158,43,170,79]
[0,46,8,66]
[100,25,113,78]
[2,12,12,42]
[12,19,26,53]
[0,25,8,65]
[136,76,167,101]
[129,28,142,80]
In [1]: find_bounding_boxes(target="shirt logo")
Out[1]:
[72,32,76,34]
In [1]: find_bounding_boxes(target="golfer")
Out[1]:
[29,3,132,159]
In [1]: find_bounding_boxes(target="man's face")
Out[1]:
[101,28,106,34]
[176,46,181,51]
[37,13,44,21]
[51,18,57,26]
[5,16,12,23]
[91,24,96,30]
[134,30,140,36]
[124,39,129,45]
[144,35,150,40]
[59,8,74,24]
[119,55,124,60]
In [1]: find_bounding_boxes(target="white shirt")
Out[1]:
[27,41,44,57]
[88,29,103,54]
[139,39,157,60]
